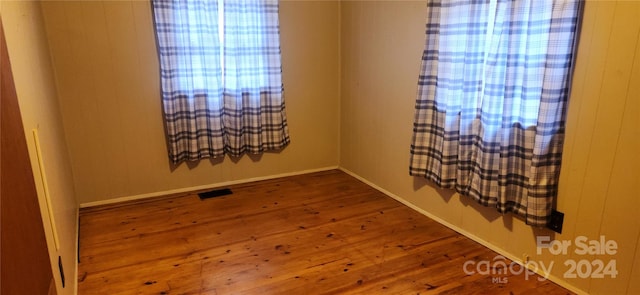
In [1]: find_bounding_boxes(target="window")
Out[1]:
[410,0,583,226]
[152,0,290,165]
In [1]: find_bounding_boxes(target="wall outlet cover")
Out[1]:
[546,210,564,234]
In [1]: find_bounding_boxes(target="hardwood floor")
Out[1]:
[78,170,571,294]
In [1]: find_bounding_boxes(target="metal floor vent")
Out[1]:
[198,188,233,200]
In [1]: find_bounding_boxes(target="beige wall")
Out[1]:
[9,0,638,294]
[340,1,639,294]
[40,0,341,205]
[0,1,78,295]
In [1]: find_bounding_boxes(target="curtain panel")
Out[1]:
[152,0,290,165]
[410,0,582,226]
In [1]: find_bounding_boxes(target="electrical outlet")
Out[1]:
[546,210,564,233]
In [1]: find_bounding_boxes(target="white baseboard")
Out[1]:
[79,166,339,208]
[338,167,587,295]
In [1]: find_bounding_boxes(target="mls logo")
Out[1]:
[492,277,508,284]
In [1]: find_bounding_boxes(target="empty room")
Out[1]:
[0,0,638,294]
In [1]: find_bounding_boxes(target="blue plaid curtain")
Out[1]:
[410,0,582,226]
[152,0,290,165]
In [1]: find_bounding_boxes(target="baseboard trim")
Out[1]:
[79,166,339,208]
[338,167,587,295]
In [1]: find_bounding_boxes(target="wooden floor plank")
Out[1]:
[78,170,572,294]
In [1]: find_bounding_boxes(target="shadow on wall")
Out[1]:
[412,175,557,242]
[169,149,293,171]
[413,176,456,202]
[412,175,505,222]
